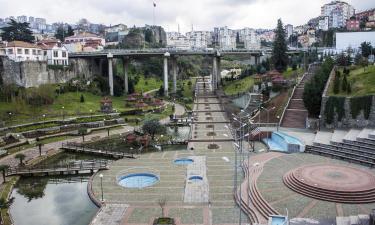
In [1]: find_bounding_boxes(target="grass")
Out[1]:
[0,176,19,225]
[282,67,304,79]
[134,75,163,93]
[328,65,375,97]
[223,76,254,96]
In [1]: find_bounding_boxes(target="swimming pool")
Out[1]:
[174,158,194,165]
[188,176,203,182]
[263,132,304,153]
[269,215,287,225]
[118,173,159,188]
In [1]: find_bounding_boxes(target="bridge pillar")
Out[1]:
[107,53,114,96]
[217,57,221,86]
[123,57,129,94]
[171,57,178,94]
[254,55,260,65]
[212,57,217,91]
[164,52,170,97]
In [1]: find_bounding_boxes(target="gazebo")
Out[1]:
[126,133,137,144]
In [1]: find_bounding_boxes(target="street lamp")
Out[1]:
[277,116,280,131]
[42,114,46,128]
[99,174,104,202]
[62,106,65,121]
[318,115,322,131]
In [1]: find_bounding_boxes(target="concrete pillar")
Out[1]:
[217,57,221,86]
[123,58,129,94]
[163,52,170,96]
[107,53,114,96]
[212,57,217,90]
[172,57,178,94]
[254,55,260,65]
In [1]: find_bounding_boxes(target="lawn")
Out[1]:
[283,67,304,79]
[134,75,163,93]
[328,65,375,97]
[223,76,254,96]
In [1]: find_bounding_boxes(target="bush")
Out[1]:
[25,84,55,106]
[80,94,85,103]
[333,71,341,94]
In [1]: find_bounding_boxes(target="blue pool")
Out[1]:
[174,158,194,165]
[118,173,159,188]
[270,216,287,225]
[189,176,203,182]
[263,132,304,153]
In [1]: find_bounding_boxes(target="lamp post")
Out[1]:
[318,115,322,131]
[260,107,276,146]
[90,109,93,121]
[42,114,46,128]
[8,112,12,125]
[62,106,65,121]
[277,116,280,131]
[99,174,104,202]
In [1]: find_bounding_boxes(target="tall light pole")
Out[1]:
[62,106,65,121]
[99,174,104,202]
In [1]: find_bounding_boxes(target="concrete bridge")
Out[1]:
[68,48,330,96]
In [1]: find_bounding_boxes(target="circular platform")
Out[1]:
[283,164,375,203]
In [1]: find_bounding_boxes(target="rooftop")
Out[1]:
[3,41,38,49]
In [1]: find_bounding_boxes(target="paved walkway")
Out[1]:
[90,204,129,225]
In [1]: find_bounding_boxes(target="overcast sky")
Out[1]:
[0,0,373,32]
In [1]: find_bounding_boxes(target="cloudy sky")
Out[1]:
[0,0,373,32]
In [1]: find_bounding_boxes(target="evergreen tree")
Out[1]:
[360,42,372,58]
[1,19,34,43]
[271,19,288,72]
[333,71,341,94]
[80,94,85,103]
[342,73,348,92]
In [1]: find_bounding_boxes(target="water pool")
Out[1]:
[118,173,159,188]
[188,176,203,182]
[270,216,287,225]
[263,131,304,153]
[174,158,194,165]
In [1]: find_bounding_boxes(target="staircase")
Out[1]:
[281,64,320,128]
[306,128,375,167]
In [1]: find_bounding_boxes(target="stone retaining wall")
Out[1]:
[0,56,101,88]
[320,67,375,128]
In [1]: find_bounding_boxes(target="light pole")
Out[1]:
[277,116,280,132]
[42,114,46,128]
[90,109,93,121]
[318,115,322,131]
[62,106,65,121]
[99,174,104,202]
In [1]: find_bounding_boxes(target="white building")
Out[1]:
[186,31,212,49]
[336,31,375,52]
[217,26,236,50]
[38,40,69,65]
[285,24,293,39]
[65,32,105,46]
[238,28,261,50]
[321,1,355,28]
[318,16,330,31]
[0,41,43,62]
[167,32,191,50]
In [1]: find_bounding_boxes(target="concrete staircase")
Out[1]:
[306,128,375,167]
[281,64,320,128]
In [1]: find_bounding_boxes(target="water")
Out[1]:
[270,216,287,225]
[263,132,304,153]
[118,173,159,188]
[10,176,98,225]
[188,176,203,182]
[174,158,194,165]
[9,152,104,225]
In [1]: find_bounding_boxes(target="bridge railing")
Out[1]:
[6,159,109,176]
[61,142,133,158]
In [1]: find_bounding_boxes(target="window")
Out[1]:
[17,48,22,54]
[7,49,13,54]
[37,50,41,55]
[44,51,47,56]
[25,49,29,55]
[32,49,36,55]
[62,51,66,58]
[53,51,58,57]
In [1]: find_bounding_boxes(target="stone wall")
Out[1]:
[320,66,375,128]
[0,56,102,88]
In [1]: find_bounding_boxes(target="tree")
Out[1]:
[142,119,166,140]
[158,85,164,97]
[15,153,26,165]
[80,94,85,103]
[342,73,348,93]
[1,19,34,43]
[333,71,341,94]
[0,165,9,182]
[360,16,369,30]
[271,19,288,72]
[78,127,88,142]
[0,197,14,209]
[360,42,373,58]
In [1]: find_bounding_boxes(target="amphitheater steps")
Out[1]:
[313,131,333,146]
[283,171,375,203]
[281,109,308,128]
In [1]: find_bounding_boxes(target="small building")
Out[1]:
[0,41,43,62]
[37,39,69,65]
[64,32,105,52]
[346,19,360,31]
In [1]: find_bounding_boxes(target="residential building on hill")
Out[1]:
[0,41,43,62]
[37,39,69,65]
[321,1,355,28]
[64,31,105,52]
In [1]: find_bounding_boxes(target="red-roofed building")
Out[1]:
[37,39,69,65]
[0,41,43,62]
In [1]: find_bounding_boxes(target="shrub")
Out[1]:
[333,71,341,94]
[80,94,85,103]
[350,96,373,119]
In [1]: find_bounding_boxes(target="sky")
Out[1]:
[0,0,373,33]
